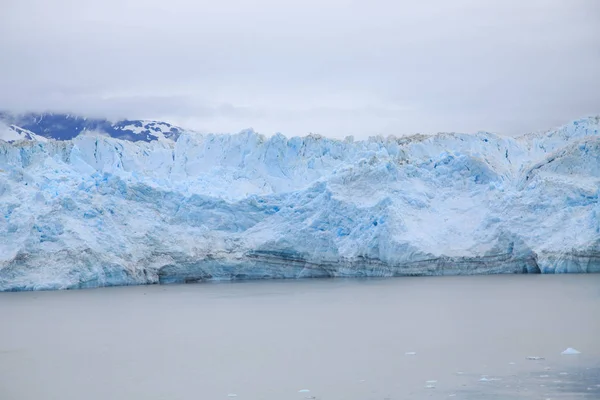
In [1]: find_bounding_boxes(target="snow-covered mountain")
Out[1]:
[0,120,48,142]
[0,112,185,142]
[0,116,599,291]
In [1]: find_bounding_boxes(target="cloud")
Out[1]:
[1,0,599,138]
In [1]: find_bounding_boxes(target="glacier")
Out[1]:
[0,117,599,291]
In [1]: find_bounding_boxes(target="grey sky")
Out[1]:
[1,0,599,138]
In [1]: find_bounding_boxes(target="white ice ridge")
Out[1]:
[0,117,599,290]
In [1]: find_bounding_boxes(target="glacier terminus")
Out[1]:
[0,113,599,291]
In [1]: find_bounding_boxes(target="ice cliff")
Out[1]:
[1,117,599,290]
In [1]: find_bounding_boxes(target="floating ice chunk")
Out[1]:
[559,372,569,375]
[540,375,549,378]
[298,389,310,393]
[561,347,581,355]
[425,384,436,389]
[526,356,545,360]
[227,394,238,397]
[508,362,516,365]
[405,351,417,355]
[479,377,491,382]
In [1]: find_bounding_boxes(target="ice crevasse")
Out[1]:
[0,117,599,290]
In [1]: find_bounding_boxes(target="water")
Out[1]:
[1,274,599,400]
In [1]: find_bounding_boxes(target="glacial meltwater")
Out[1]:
[1,275,599,400]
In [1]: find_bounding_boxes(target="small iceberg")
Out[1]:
[526,356,545,360]
[405,351,417,356]
[561,347,581,355]
[227,394,238,398]
[298,389,311,393]
[479,376,501,382]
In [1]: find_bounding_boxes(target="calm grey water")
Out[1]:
[1,275,599,400]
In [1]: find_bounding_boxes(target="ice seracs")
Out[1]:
[0,116,599,291]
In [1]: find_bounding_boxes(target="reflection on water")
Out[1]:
[0,274,599,399]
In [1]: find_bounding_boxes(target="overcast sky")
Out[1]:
[1,0,599,138]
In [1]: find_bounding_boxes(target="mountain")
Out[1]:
[0,112,186,142]
[0,121,48,142]
[0,115,599,291]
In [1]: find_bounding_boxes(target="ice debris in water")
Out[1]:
[479,376,500,382]
[425,384,436,389]
[227,394,238,397]
[561,347,581,355]
[526,356,545,360]
[298,389,311,393]
[426,380,438,383]
[405,352,417,356]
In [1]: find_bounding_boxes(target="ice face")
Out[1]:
[0,117,599,290]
